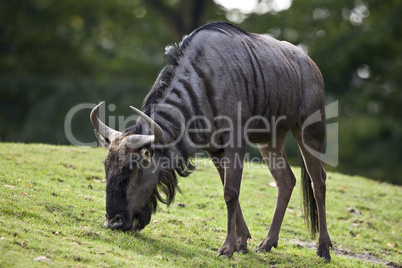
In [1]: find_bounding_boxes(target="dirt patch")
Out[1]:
[291,239,401,268]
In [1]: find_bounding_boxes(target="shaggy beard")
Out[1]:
[130,161,195,232]
[132,205,153,232]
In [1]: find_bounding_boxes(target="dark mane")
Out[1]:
[146,156,196,214]
[139,22,247,215]
[123,147,196,231]
[140,41,182,116]
[141,21,250,116]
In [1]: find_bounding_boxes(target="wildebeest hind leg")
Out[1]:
[292,121,332,261]
[208,151,251,254]
[256,138,296,253]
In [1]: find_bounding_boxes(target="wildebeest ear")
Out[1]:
[94,130,111,149]
[140,147,153,161]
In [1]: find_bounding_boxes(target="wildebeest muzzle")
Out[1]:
[104,212,133,231]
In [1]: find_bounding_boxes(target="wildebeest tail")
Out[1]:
[300,153,318,237]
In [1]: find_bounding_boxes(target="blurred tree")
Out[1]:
[144,0,215,39]
[0,0,217,144]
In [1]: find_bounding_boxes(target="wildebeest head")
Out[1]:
[90,102,170,232]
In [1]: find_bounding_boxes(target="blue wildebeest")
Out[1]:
[90,22,332,260]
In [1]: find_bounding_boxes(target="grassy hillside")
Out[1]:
[0,143,400,267]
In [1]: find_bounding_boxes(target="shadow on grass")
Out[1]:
[97,228,292,266]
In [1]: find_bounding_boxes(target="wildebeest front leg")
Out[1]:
[208,151,251,254]
[257,141,296,253]
[213,148,247,257]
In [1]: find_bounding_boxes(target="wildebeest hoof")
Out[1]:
[217,252,229,258]
[317,247,331,262]
[217,251,234,258]
[237,247,248,254]
[256,239,277,253]
[217,244,236,258]
[217,251,233,258]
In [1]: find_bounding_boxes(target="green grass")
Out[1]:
[0,143,400,267]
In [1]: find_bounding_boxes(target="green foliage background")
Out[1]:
[0,0,401,184]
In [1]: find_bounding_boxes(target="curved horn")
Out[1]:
[90,102,121,142]
[128,106,163,146]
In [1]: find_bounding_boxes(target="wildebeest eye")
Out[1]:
[141,147,154,160]
[143,146,154,155]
